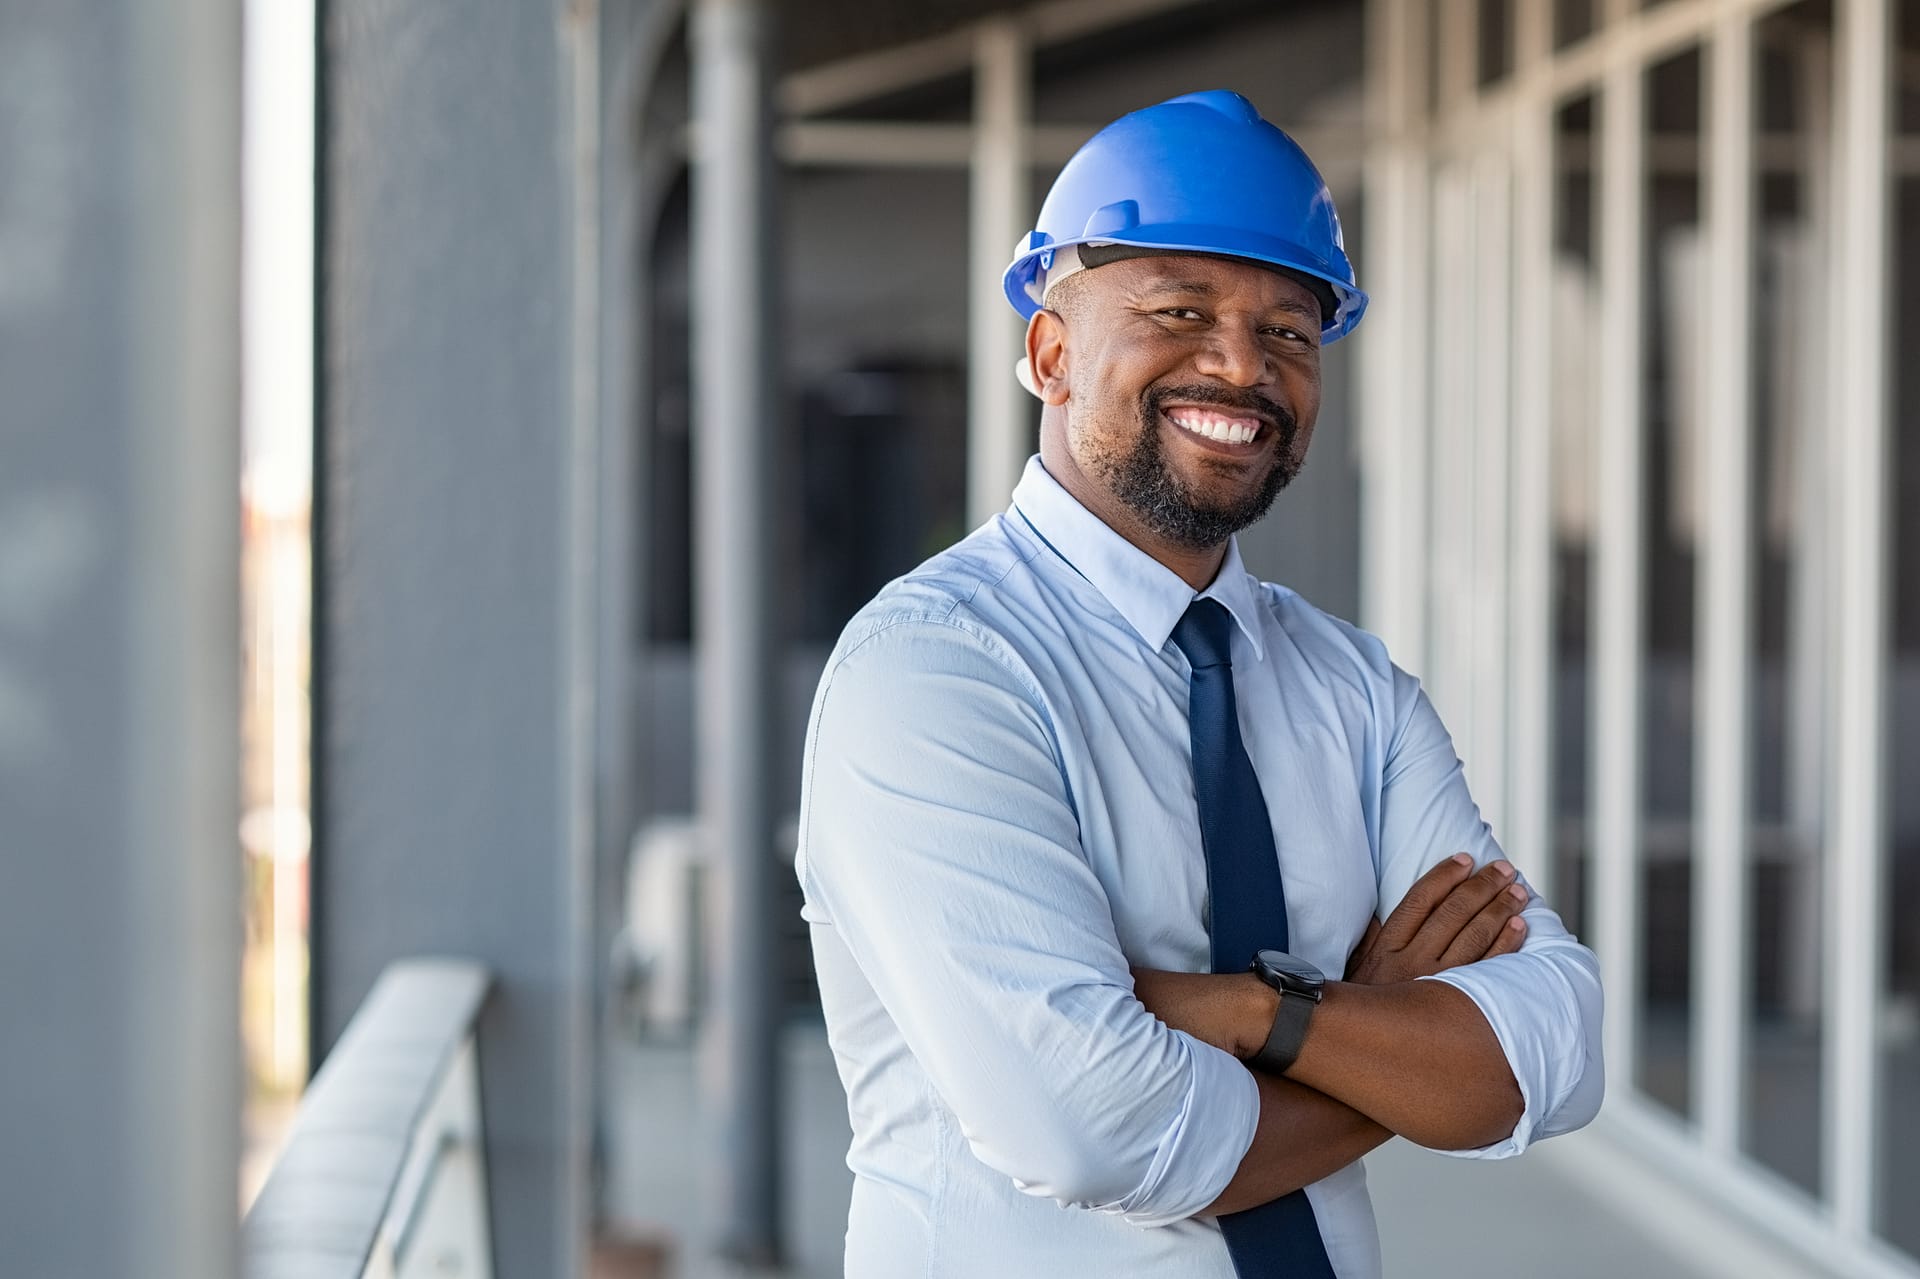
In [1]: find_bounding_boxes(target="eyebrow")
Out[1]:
[1139,278,1219,297]
[1137,277,1320,322]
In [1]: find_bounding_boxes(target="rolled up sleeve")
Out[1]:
[1373,664,1606,1158]
[797,614,1258,1222]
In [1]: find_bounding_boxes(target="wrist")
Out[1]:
[1237,973,1282,1060]
[1246,950,1329,1074]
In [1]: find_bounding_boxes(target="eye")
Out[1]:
[1157,307,1205,321]
[1263,324,1317,346]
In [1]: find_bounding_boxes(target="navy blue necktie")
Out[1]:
[1173,599,1337,1279]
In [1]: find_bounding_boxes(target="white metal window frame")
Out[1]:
[1359,1,1905,1275]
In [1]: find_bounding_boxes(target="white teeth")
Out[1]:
[1167,408,1259,445]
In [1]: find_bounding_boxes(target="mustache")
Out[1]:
[1145,383,1295,435]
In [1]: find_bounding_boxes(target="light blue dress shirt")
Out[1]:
[797,457,1605,1278]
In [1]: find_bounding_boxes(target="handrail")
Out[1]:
[241,957,493,1279]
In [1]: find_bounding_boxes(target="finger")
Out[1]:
[1438,880,1530,968]
[1484,913,1528,958]
[1375,854,1475,949]
[1407,859,1518,959]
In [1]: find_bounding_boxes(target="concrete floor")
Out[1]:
[599,1022,1851,1279]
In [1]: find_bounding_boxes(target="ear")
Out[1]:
[1025,309,1072,407]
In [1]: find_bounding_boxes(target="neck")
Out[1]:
[1039,431,1228,591]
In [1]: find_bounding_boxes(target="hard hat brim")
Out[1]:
[1004,228,1368,343]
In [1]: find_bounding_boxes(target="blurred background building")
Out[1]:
[4,0,1918,1276]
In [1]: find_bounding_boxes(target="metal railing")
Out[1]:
[242,958,494,1279]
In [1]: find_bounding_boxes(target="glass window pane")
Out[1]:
[1478,0,1511,86]
[1636,44,1703,1120]
[1882,0,1920,1259]
[1552,92,1599,944]
[1743,0,1833,1200]
[649,179,694,645]
[1555,0,1595,51]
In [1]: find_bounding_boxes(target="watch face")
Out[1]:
[1253,949,1325,991]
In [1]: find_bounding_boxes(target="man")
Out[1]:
[796,90,1603,1278]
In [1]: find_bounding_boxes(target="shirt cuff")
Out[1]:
[1417,946,1591,1159]
[1108,1031,1260,1226]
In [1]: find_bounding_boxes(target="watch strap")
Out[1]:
[1250,987,1315,1075]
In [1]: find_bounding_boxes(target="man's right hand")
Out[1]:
[1344,854,1529,985]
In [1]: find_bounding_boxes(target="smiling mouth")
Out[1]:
[1162,404,1268,447]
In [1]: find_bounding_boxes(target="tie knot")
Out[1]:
[1173,598,1235,669]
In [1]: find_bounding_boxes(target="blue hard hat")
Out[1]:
[1003,89,1367,342]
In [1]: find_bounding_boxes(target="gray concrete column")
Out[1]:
[690,0,784,1264]
[0,2,242,1276]
[311,1,601,1273]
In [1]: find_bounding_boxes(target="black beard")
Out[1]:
[1090,384,1301,550]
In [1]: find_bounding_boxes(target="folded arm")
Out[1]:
[1136,854,1534,1196]
[1135,663,1606,1167]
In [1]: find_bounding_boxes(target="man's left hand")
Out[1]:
[1343,853,1530,985]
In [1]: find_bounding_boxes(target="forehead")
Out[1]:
[1086,253,1321,315]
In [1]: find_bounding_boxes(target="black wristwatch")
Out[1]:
[1247,949,1325,1075]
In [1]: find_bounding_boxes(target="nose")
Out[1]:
[1191,323,1268,387]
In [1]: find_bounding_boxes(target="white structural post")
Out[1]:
[1359,0,1432,667]
[1425,0,1478,727]
[691,0,783,1263]
[1822,0,1890,1241]
[1469,150,1514,842]
[1427,161,1477,730]
[1694,9,1756,1161]
[1507,0,1556,901]
[967,16,1032,529]
[1592,36,1648,1095]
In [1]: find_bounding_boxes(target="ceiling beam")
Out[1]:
[778,0,1218,117]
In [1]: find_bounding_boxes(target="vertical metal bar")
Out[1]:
[1360,0,1432,666]
[1508,0,1557,899]
[1428,163,1477,728]
[1428,0,1478,733]
[966,16,1031,529]
[1592,44,1647,1096]
[1360,0,1406,649]
[1470,151,1514,840]
[1694,8,1756,1160]
[691,0,783,1263]
[1822,0,1890,1239]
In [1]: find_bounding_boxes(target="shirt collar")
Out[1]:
[1010,455,1268,662]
